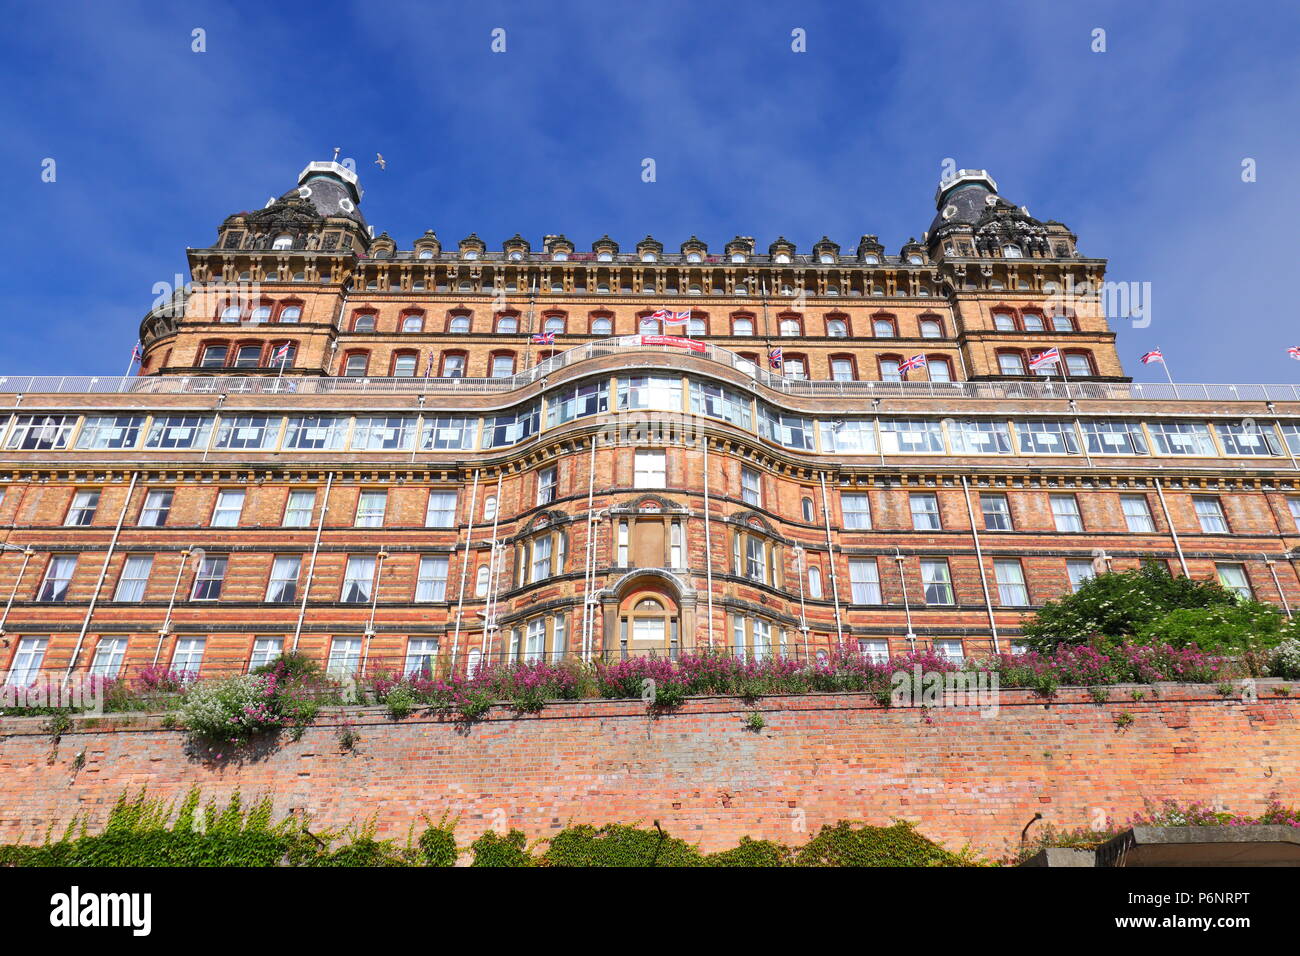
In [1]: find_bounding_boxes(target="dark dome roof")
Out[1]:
[287,162,367,228]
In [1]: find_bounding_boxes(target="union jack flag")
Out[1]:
[424,351,436,377]
[130,343,142,362]
[898,354,928,376]
[662,309,691,326]
[1289,346,1300,361]
[271,342,292,364]
[769,348,783,369]
[531,331,556,345]
[1140,348,1164,365]
[1028,346,1060,370]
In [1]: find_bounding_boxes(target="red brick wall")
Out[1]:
[1,685,1294,858]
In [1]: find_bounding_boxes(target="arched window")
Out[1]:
[352,312,377,333]
[219,304,241,323]
[489,351,516,378]
[992,312,1017,331]
[342,351,370,377]
[544,313,566,334]
[200,343,229,368]
[483,495,498,521]
[919,318,943,339]
[401,313,425,333]
[496,314,519,334]
[997,350,1026,375]
[829,355,857,382]
[619,593,679,659]
[272,233,293,250]
[872,316,897,338]
[783,354,808,380]
[1052,313,1076,332]
[826,316,849,337]
[440,351,467,378]
[808,565,823,599]
[732,314,755,336]
[590,314,613,335]
[475,565,490,597]
[879,355,903,383]
[927,356,954,382]
[391,352,419,377]
[1002,244,1023,258]
[278,304,302,323]
[448,313,471,334]
[639,314,660,335]
[1021,312,1045,332]
[418,248,435,260]
[801,497,815,521]
[249,305,272,325]
[779,315,802,336]
[688,313,708,336]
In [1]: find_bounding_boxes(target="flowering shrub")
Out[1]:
[981,642,1230,687]
[1272,639,1300,680]
[135,666,193,695]
[1130,798,1300,829]
[181,673,286,744]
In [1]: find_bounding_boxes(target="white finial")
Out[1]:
[332,147,341,162]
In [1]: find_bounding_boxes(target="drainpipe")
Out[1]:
[154,547,195,665]
[817,471,844,650]
[894,549,916,652]
[702,434,715,648]
[65,471,139,678]
[359,550,389,676]
[1265,556,1292,618]
[292,472,334,651]
[1152,477,1189,576]
[960,475,1000,653]
[0,546,36,640]
[449,469,480,668]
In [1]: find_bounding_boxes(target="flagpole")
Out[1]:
[124,349,138,378]
[1157,346,1175,387]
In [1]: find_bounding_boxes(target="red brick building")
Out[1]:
[3,162,1299,683]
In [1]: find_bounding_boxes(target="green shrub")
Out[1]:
[417,815,459,866]
[539,823,704,867]
[470,829,533,866]
[705,836,792,867]
[1272,639,1300,680]
[792,821,965,867]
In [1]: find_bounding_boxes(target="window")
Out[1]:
[279,306,301,323]
[910,492,941,530]
[249,306,272,324]
[496,314,519,333]
[934,639,964,663]
[858,639,889,664]
[1065,352,1094,376]
[617,520,630,566]
[998,352,1026,375]
[827,318,849,337]
[1051,314,1074,332]
[392,353,418,377]
[928,358,953,383]
[537,466,557,505]
[352,313,377,333]
[191,555,227,600]
[405,638,439,676]
[220,305,241,323]
[341,556,377,603]
[691,382,752,430]
[919,319,943,339]
[873,317,896,337]
[779,317,801,337]
[742,534,768,583]
[670,521,684,568]
[1120,494,1155,532]
[490,353,516,378]
[265,556,301,603]
[483,495,498,522]
[1218,422,1282,457]
[1067,560,1095,593]
[993,313,1017,331]
[65,490,100,526]
[211,489,245,527]
[591,315,613,335]
[1081,420,1148,455]
[76,415,145,449]
[731,615,775,662]
[284,490,316,527]
[1022,313,1045,332]
[801,496,815,522]
[619,376,683,411]
[530,535,554,583]
[171,637,206,677]
[7,415,77,450]
[732,316,754,336]
[200,344,228,368]
[1289,497,1300,532]
[90,637,127,678]
[113,555,153,602]
[1018,420,1080,455]
[1216,563,1252,599]
[949,420,1013,454]
[5,636,47,685]
[37,555,75,602]
[416,556,450,602]
[214,415,282,451]
[849,558,882,604]
[544,314,566,334]
[440,353,466,378]
[784,355,807,379]
[1193,496,1227,533]
[249,637,283,672]
[343,353,369,377]
[741,467,761,506]
[879,358,901,383]
[920,559,954,604]
[402,314,425,333]
[808,564,823,598]
[1051,494,1083,532]
[327,638,362,678]
[634,449,667,489]
[352,417,416,451]
[475,565,490,597]
[145,415,215,450]
[449,314,471,334]
[425,491,457,527]
[830,357,855,382]
[980,493,1012,531]
[234,345,262,368]
[546,382,609,427]
[284,416,349,450]
[842,493,872,530]
[355,490,388,527]
[994,559,1029,606]
[1148,422,1215,456]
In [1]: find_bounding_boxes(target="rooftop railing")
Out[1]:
[1,338,1298,404]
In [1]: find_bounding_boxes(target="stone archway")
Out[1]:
[600,571,695,660]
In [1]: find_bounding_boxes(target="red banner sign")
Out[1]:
[640,335,706,353]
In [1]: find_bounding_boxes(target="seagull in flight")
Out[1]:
[375,153,386,170]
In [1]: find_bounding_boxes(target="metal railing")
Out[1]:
[3,340,1300,404]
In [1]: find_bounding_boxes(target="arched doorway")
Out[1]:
[616,589,680,659]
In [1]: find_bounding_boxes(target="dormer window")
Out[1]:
[686,252,702,263]
[908,254,922,265]
[774,253,791,264]
[819,253,834,264]
[1002,244,1022,258]
[463,250,479,260]
[864,254,880,264]
[598,252,613,262]
[418,249,434,259]
[730,253,746,263]
[552,251,569,261]
[272,234,293,250]
[641,252,656,262]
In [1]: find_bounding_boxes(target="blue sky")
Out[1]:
[2,0,1298,382]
